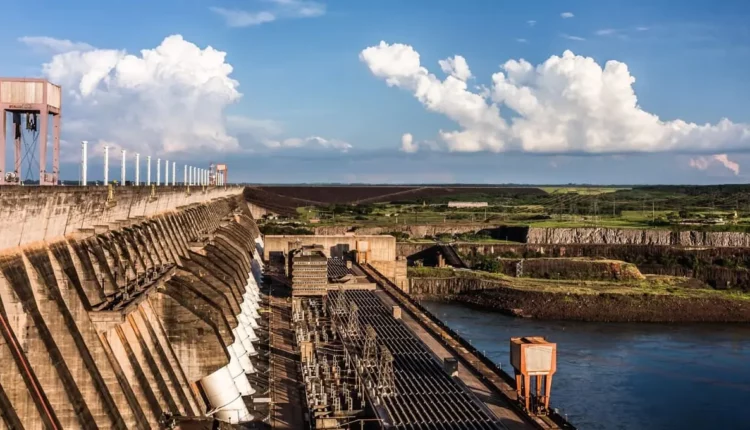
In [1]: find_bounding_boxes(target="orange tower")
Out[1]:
[510,336,557,414]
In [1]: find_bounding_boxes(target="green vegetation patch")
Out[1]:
[407,267,750,302]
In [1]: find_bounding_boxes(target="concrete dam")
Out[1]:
[0,185,577,430]
[0,185,267,429]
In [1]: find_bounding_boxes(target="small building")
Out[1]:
[447,201,488,208]
[288,245,328,294]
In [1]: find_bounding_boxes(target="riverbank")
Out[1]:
[409,268,750,323]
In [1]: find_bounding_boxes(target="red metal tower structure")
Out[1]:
[0,78,62,185]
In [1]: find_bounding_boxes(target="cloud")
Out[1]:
[42,35,242,157]
[691,154,740,175]
[227,114,350,152]
[562,34,586,41]
[713,154,740,175]
[595,29,618,36]
[210,8,276,26]
[263,136,351,152]
[636,26,649,31]
[211,0,325,27]
[561,12,575,19]
[516,38,529,43]
[19,36,94,54]
[400,133,418,153]
[438,55,472,81]
[527,20,537,27]
[360,41,750,154]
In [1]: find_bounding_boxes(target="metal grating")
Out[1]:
[328,290,502,430]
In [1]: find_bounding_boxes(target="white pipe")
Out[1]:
[199,366,253,423]
[236,324,258,357]
[121,149,126,185]
[103,145,109,185]
[237,314,259,342]
[135,153,140,185]
[172,161,176,185]
[183,165,187,185]
[147,156,151,186]
[156,158,161,186]
[81,141,87,186]
[165,160,169,187]
[227,347,254,396]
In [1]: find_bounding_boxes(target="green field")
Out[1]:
[540,187,629,195]
[260,185,750,235]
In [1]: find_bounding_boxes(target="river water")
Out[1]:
[422,301,750,430]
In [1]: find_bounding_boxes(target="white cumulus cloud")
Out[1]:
[527,20,537,27]
[400,133,418,153]
[561,12,575,19]
[211,0,325,27]
[42,35,242,157]
[360,41,750,154]
[19,36,94,54]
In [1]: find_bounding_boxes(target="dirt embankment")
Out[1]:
[409,275,750,323]
[496,258,644,281]
[455,288,750,323]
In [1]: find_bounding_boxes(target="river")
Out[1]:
[422,301,750,430]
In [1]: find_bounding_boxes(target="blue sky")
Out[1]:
[1,0,749,184]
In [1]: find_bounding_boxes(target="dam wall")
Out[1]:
[0,186,266,428]
[0,185,242,249]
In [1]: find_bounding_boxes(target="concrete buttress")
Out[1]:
[0,186,264,428]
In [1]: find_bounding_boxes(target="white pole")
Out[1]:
[165,160,169,187]
[157,158,161,186]
[147,156,151,185]
[121,150,126,185]
[135,153,140,186]
[103,145,109,185]
[81,141,87,186]
[172,162,176,185]
[184,165,187,185]
[190,166,194,185]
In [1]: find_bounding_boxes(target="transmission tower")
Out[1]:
[362,325,378,368]
[377,346,396,397]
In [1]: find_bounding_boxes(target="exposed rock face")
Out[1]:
[526,227,750,247]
